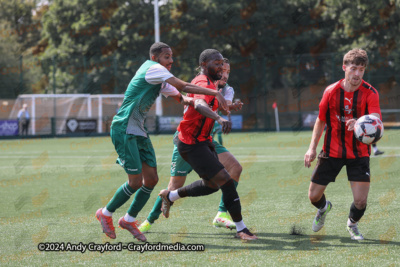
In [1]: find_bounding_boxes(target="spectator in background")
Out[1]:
[18,103,30,136]
[116,102,122,114]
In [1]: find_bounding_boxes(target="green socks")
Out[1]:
[147,195,163,223]
[106,182,136,212]
[127,186,153,217]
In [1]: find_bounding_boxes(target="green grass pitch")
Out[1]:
[0,131,399,266]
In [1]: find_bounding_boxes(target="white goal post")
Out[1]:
[9,94,125,135]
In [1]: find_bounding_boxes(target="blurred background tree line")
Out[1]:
[0,0,399,104]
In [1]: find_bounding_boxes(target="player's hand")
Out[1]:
[346,118,357,131]
[180,95,194,106]
[216,92,229,113]
[304,148,317,168]
[217,116,232,134]
[230,100,243,111]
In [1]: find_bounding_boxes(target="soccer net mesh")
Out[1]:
[9,94,124,135]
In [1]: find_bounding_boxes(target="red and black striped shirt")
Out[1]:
[178,75,218,145]
[319,79,381,158]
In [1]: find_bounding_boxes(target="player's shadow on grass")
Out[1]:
[261,232,400,246]
[156,232,400,250]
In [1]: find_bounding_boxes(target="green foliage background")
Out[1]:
[0,0,399,101]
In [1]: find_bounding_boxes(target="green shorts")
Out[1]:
[212,122,222,136]
[110,129,157,175]
[170,131,229,176]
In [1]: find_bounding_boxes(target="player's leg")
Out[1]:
[155,142,192,220]
[372,143,384,156]
[119,136,159,241]
[125,162,158,220]
[346,181,369,240]
[160,139,223,206]
[309,182,332,232]
[96,173,140,239]
[115,172,147,242]
[118,163,155,241]
[210,168,257,240]
[309,151,342,232]
[139,141,192,232]
[18,121,22,135]
[96,130,142,239]
[213,151,241,229]
[160,140,257,240]
[346,157,370,240]
[139,175,187,232]
[23,122,28,135]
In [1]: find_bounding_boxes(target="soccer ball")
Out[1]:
[354,115,384,145]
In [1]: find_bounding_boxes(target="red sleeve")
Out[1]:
[192,80,215,104]
[318,89,329,122]
[367,91,382,119]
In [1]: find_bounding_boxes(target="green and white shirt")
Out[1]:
[221,83,234,102]
[111,60,179,137]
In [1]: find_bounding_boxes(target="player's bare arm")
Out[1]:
[194,99,232,134]
[165,76,228,111]
[304,117,326,168]
[346,113,380,131]
[170,94,194,106]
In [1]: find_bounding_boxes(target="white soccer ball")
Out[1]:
[354,115,384,145]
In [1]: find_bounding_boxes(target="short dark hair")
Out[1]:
[199,49,221,65]
[149,42,170,59]
[223,58,229,64]
[343,48,368,66]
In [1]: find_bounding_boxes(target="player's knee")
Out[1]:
[212,170,231,187]
[143,175,159,188]
[128,179,142,190]
[354,199,367,209]
[308,192,321,203]
[232,163,242,181]
[204,179,219,190]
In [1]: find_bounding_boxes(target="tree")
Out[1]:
[0,0,43,98]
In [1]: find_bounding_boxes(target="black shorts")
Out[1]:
[177,139,224,181]
[311,150,370,186]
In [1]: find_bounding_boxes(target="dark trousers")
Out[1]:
[19,120,29,136]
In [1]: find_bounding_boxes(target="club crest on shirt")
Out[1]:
[344,105,352,114]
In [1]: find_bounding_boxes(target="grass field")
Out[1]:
[1,131,399,266]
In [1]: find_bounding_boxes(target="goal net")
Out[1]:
[9,94,124,135]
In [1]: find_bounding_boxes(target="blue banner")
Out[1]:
[0,120,19,136]
[221,115,243,129]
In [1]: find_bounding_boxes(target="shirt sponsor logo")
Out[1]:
[335,115,353,122]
